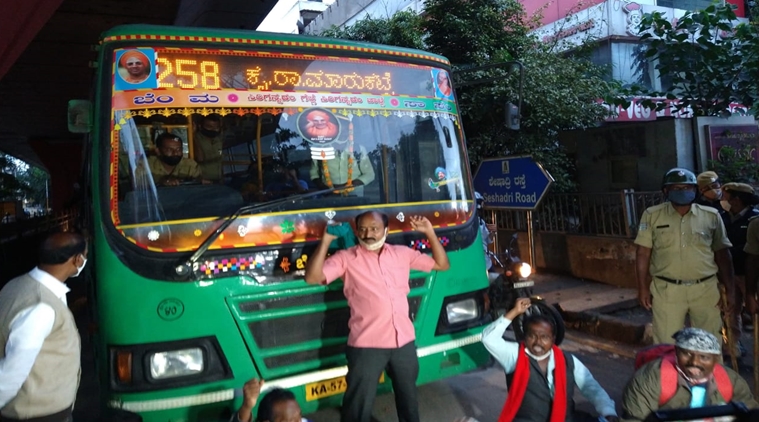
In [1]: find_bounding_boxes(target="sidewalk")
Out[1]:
[531,272,649,347]
[534,272,759,387]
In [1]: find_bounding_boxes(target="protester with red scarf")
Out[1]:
[482,298,619,422]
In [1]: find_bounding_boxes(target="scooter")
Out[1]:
[486,233,535,321]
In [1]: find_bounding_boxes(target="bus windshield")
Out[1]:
[109,46,472,252]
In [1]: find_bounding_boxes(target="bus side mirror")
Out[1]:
[68,99,91,133]
[505,102,520,131]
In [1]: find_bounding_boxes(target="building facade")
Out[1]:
[305,0,422,34]
[258,0,336,34]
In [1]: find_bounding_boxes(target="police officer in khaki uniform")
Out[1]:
[696,171,729,226]
[193,115,224,183]
[634,168,735,344]
[720,182,759,355]
[147,132,203,186]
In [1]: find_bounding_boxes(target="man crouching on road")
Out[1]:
[305,211,449,422]
[483,298,619,422]
[621,327,758,422]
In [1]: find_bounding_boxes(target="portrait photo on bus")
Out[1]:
[432,69,453,100]
[297,108,341,143]
[114,48,157,90]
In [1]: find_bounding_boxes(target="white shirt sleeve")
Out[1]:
[573,355,617,417]
[481,316,519,373]
[0,303,56,407]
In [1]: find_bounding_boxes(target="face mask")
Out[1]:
[72,255,87,278]
[667,190,696,205]
[525,349,552,361]
[160,155,182,166]
[711,189,723,200]
[200,128,220,138]
[358,228,388,251]
[720,200,732,212]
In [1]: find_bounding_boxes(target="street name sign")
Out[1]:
[473,156,554,210]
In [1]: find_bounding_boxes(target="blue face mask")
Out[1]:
[668,190,696,205]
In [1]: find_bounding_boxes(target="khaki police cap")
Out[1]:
[696,171,719,188]
[723,182,755,195]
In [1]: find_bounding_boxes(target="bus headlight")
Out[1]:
[446,298,479,324]
[149,348,204,379]
[519,263,532,279]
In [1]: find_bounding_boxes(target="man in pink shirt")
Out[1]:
[305,211,450,422]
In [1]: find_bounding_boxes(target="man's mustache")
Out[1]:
[361,237,376,242]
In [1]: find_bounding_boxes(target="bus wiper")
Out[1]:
[175,186,353,277]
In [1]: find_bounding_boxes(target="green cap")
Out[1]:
[662,168,697,186]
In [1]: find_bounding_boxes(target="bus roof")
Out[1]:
[100,24,450,66]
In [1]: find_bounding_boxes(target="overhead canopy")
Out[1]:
[0,0,277,169]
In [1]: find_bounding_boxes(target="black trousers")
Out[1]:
[341,341,419,422]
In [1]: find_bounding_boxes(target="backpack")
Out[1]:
[634,344,733,406]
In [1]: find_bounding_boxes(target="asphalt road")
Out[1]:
[305,335,636,422]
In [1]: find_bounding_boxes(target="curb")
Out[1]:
[557,306,651,346]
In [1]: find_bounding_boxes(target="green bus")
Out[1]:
[75,24,492,421]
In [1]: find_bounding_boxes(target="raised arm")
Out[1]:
[409,215,449,271]
[481,298,531,373]
[304,227,338,284]
[233,378,264,422]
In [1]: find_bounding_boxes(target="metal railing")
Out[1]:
[0,209,79,244]
[492,190,664,238]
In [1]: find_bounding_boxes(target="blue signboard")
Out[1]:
[473,156,554,210]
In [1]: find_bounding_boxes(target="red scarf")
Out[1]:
[497,344,568,422]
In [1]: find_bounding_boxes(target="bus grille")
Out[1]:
[237,288,424,373]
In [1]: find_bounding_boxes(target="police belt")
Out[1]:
[656,274,716,285]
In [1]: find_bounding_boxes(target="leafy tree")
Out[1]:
[0,152,49,208]
[319,11,424,50]
[615,4,759,117]
[318,0,614,192]
[0,154,30,201]
[18,166,50,208]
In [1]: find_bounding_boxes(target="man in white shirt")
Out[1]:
[482,298,619,422]
[0,232,87,422]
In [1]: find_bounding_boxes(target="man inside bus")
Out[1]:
[146,132,204,186]
[482,298,619,422]
[309,143,375,196]
[304,211,449,422]
[0,231,86,422]
[193,114,224,184]
[264,161,309,200]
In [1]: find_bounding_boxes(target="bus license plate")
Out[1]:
[513,280,534,289]
[305,373,385,401]
[305,377,346,401]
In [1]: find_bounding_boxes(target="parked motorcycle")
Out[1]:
[486,233,535,321]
